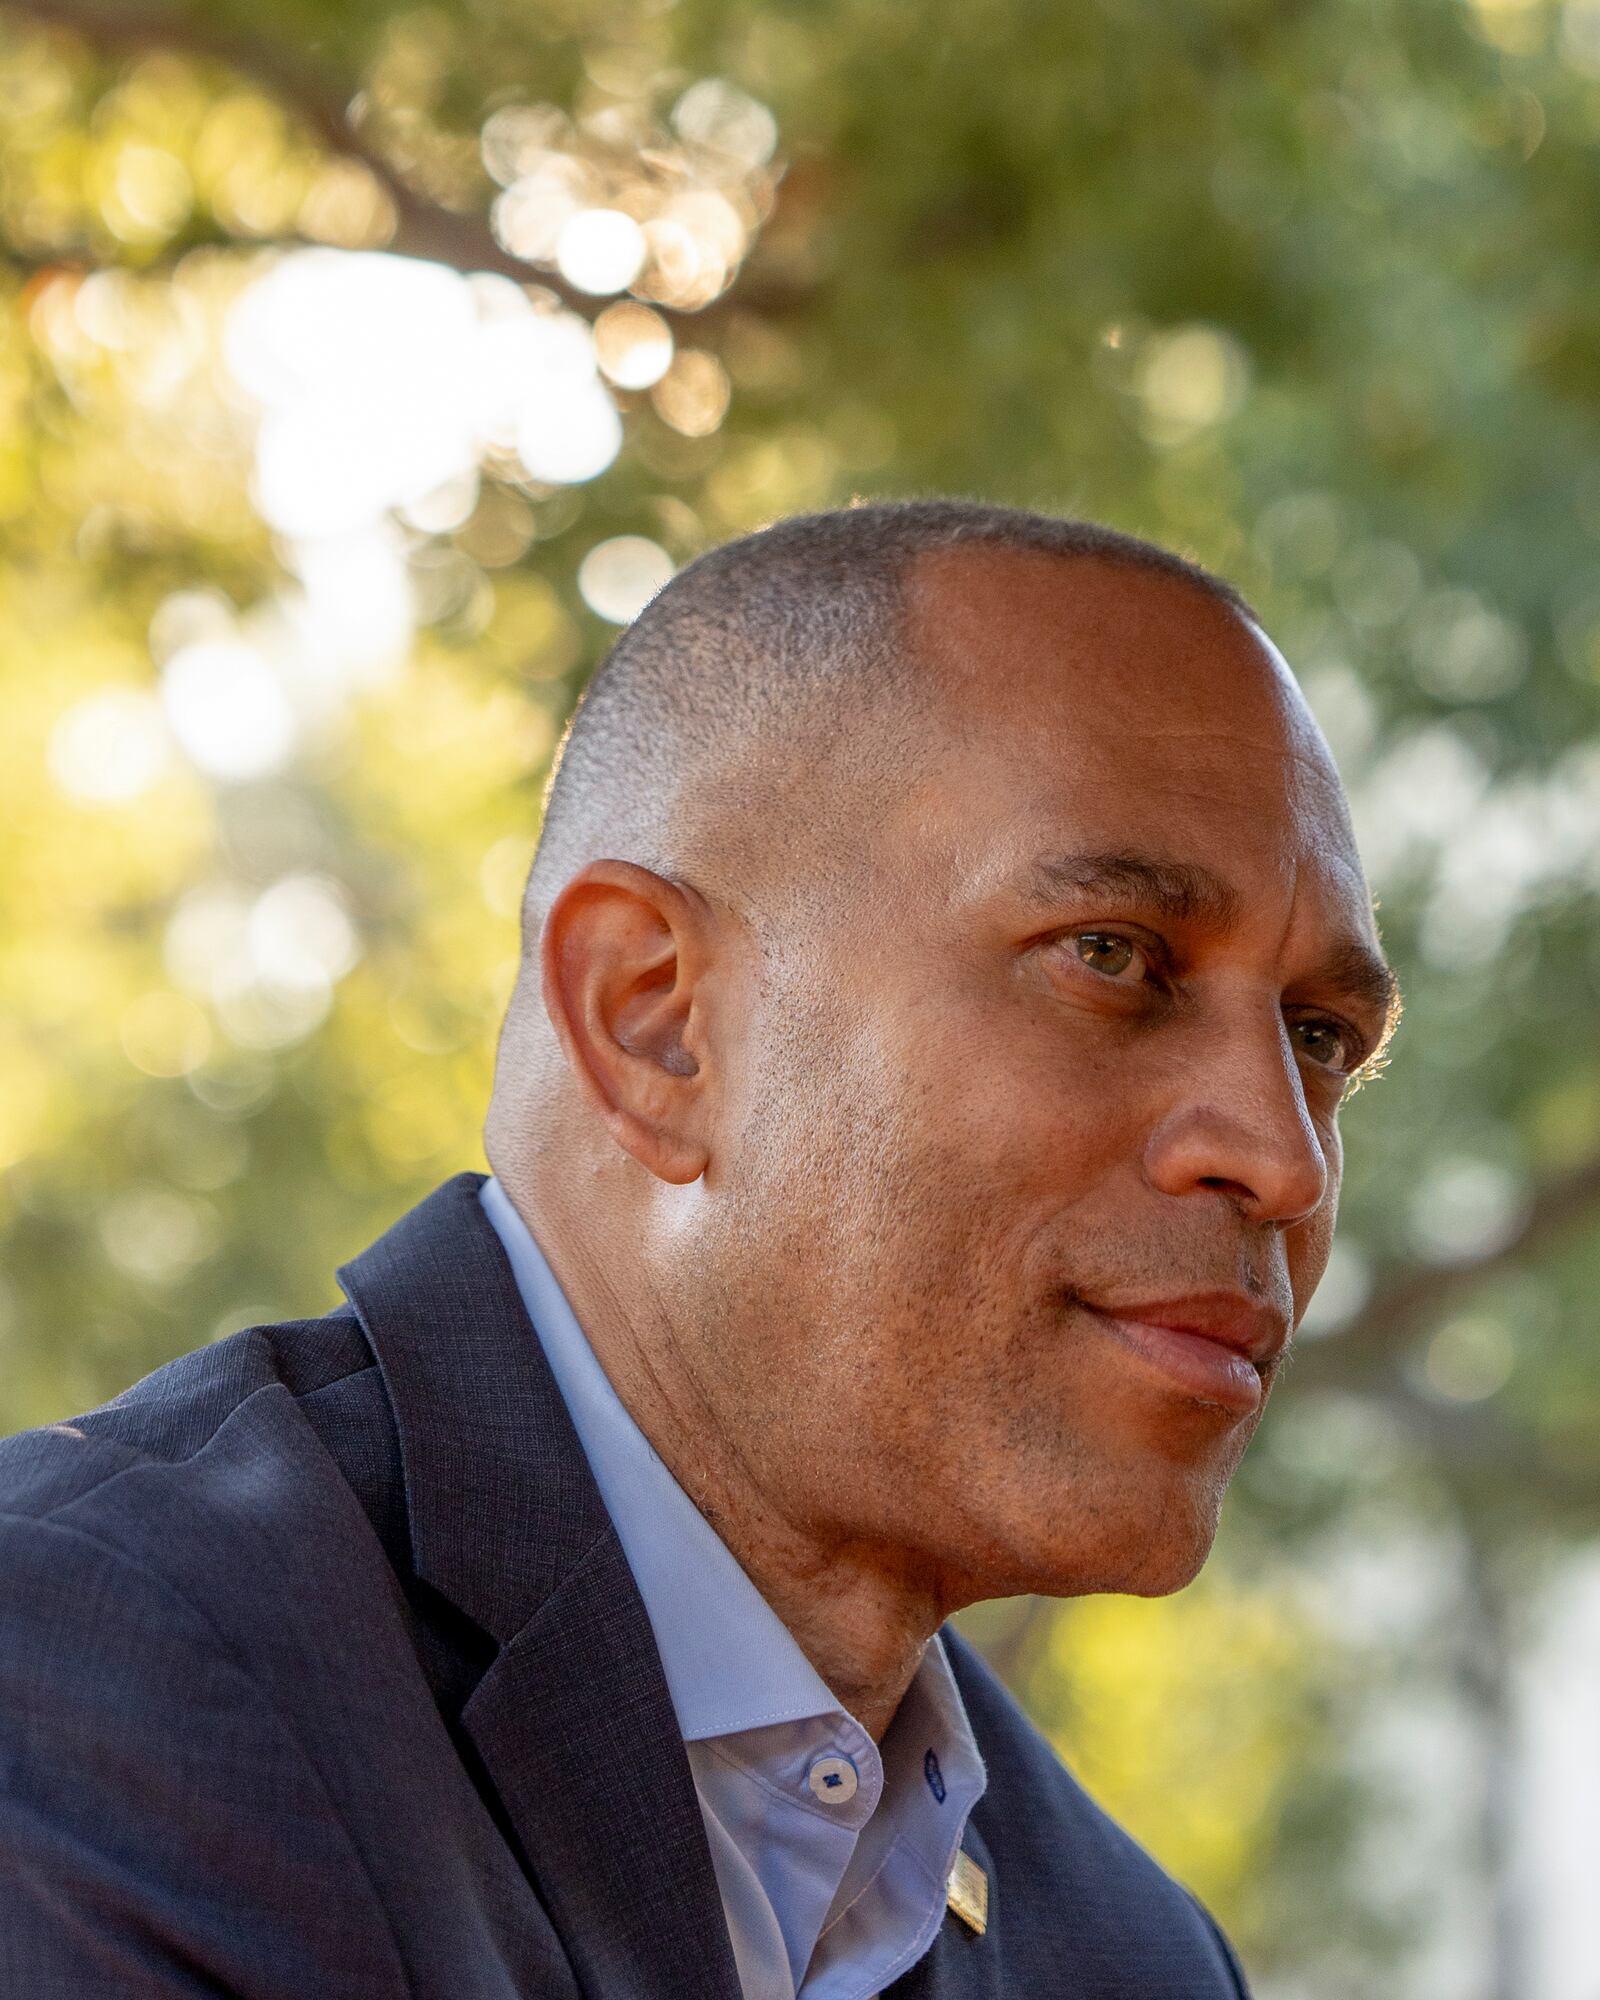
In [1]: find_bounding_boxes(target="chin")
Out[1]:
[1113,1531,1217,1598]
[1016,1539,1213,1604]
[999,1486,1225,1602]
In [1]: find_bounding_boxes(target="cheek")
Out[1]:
[868,1068,1117,1280]
[746,957,1150,1311]
[895,975,1142,1178]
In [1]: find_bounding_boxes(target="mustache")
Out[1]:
[1057,1271,1280,1312]
[1051,1243,1294,1328]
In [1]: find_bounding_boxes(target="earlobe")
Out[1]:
[539,860,713,1185]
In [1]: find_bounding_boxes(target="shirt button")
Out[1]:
[806,1754,859,1805]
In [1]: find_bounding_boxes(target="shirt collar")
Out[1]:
[480,1174,845,1742]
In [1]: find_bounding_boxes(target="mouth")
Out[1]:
[1076,1292,1288,1416]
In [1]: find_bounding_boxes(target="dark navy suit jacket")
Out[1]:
[0,1172,1252,1997]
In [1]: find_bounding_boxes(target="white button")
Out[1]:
[807,1754,859,1805]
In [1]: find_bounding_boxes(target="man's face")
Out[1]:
[698,548,1395,1604]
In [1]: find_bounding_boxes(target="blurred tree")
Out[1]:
[2,0,1598,1991]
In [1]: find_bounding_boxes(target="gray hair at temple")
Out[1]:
[520,499,1254,945]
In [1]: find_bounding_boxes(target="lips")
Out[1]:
[1087,1292,1290,1369]
[1076,1290,1290,1414]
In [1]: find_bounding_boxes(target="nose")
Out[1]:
[1141,1007,1331,1227]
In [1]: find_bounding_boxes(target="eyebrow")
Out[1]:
[1023,848,1403,1027]
[1024,850,1241,929]
[1314,935,1404,1032]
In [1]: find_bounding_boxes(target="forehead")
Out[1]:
[897,545,1372,932]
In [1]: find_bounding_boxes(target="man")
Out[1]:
[0,502,1399,1998]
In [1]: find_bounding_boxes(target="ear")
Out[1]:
[539,860,717,1185]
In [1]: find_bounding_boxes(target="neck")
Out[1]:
[509,1174,945,1744]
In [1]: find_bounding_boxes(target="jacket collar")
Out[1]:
[337,1170,604,1641]
[479,1172,850,1744]
[336,1171,742,2000]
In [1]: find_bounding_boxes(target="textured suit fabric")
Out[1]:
[0,1171,1252,1998]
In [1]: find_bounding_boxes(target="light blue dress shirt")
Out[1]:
[479,1176,987,2000]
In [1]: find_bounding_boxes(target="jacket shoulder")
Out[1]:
[0,1304,394,1551]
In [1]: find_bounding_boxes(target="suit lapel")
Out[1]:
[885,1817,1003,1999]
[463,1531,742,1999]
[337,1173,741,2000]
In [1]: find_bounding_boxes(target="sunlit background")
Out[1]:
[3,2,1599,1994]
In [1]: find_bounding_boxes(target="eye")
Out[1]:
[1288,1015,1360,1074]
[1070,931,1148,980]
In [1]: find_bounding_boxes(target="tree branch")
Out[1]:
[0,0,743,320]
[1294,1148,1600,1391]
[4,1,553,274]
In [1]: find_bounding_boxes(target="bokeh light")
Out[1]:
[577,536,676,623]
[672,79,780,170]
[1418,1314,1518,1402]
[119,991,213,1078]
[555,209,648,295]
[1134,324,1251,443]
[48,689,171,804]
[652,349,731,437]
[98,1185,217,1284]
[1407,1156,1532,1263]
[594,301,674,388]
[160,640,297,781]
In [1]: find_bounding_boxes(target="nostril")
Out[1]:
[1197,1176,1255,1203]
